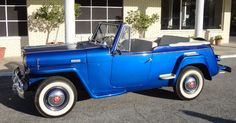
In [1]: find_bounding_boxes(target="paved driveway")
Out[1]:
[0,59,235,123]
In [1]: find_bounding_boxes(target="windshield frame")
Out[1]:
[90,22,122,49]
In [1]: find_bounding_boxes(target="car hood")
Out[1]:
[24,41,107,68]
[23,41,99,54]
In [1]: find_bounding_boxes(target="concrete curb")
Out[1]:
[0,71,12,77]
[220,54,236,59]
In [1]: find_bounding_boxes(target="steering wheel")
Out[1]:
[100,35,115,46]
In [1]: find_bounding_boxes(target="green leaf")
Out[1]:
[125,10,159,36]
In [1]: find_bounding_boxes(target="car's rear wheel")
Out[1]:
[35,76,77,117]
[174,66,204,100]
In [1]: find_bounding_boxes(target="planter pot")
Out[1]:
[0,47,6,59]
[215,39,222,46]
[46,42,64,45]
[210,40,215,45]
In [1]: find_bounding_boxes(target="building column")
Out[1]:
[195,0,205,38]
[65,0,75,44]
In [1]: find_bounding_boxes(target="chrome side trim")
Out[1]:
[184,52,199,56]
[71,59,81,63]
[159,73,176,80]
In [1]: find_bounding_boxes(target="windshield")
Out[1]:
[91,23,120,47]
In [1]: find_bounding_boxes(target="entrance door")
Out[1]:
[230,0,236,36]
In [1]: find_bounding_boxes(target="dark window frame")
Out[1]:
[75,0,123,34]
[161,0,223,30]
[0,0,28,37]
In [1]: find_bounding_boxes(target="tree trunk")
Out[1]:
[46,30,50,44]
[139,31,145,38]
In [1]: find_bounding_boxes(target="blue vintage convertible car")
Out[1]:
[12,22,231,117]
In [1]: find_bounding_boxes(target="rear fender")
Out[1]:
[170,55,209,85]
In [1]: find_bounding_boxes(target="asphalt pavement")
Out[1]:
[0,58,235,123]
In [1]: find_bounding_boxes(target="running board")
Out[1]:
[159,73,176,80]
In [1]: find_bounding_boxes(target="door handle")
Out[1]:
[146,58,153,63]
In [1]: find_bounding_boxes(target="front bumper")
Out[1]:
[12,67,28,99]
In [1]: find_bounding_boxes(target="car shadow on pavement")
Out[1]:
[135,88,180,100]
[181,110,236,123]
[0,76,41,117]
[0,75,91,118]
[0,60,92,117]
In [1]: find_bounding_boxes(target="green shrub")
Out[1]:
[125,10,159,38]
[215,35,223,40]
[28,0,81,44]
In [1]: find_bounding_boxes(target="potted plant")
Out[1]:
[209,37,215,45]
[215,35,223,45]
[28,0,81,44]
[125,10,159,38]
[0,47,6,59]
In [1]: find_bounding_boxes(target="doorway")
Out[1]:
[230,0,236,36]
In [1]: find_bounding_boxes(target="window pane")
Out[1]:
[77,8,90,20]
[92,21,103,32]
[108,0,123,6]
[7,7,27,20]
[75,0,90,6]
[181,0,195,29]
[92,21,120,34]
[118,26,131,51]
[0,7,5,20]
[76,21,91,34]
[92,0,106,6]
[8,22,28,36]
[230,0,236,36]
[92,8,106,19]
[0,22,6,36]
[7,0,26,5]
[161,0,180,30]
[108,8,122,20]
[0,0,5,5]
[204,0,223,29]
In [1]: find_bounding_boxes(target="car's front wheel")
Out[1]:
[35,76,77,117]
[174,66,204,100]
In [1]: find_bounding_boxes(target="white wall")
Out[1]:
[27,0,65,46]
[0,37,28,57]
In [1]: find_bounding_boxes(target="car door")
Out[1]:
[111,53,152,87]
[110,26,152,88]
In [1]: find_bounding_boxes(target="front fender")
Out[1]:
[28,67,95,98]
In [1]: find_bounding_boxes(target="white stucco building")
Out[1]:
[0,0,235,57]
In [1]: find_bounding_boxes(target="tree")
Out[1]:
[28,0,81,44]
[125,10,159,38]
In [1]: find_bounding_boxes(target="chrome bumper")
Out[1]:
[12,67,28,99]
[218,64,232,73]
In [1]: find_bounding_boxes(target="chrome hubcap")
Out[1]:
[44,87,69,111]
[184,75,199,94]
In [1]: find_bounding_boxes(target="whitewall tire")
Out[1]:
[35,76,77,117]
[174,66,204,100]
